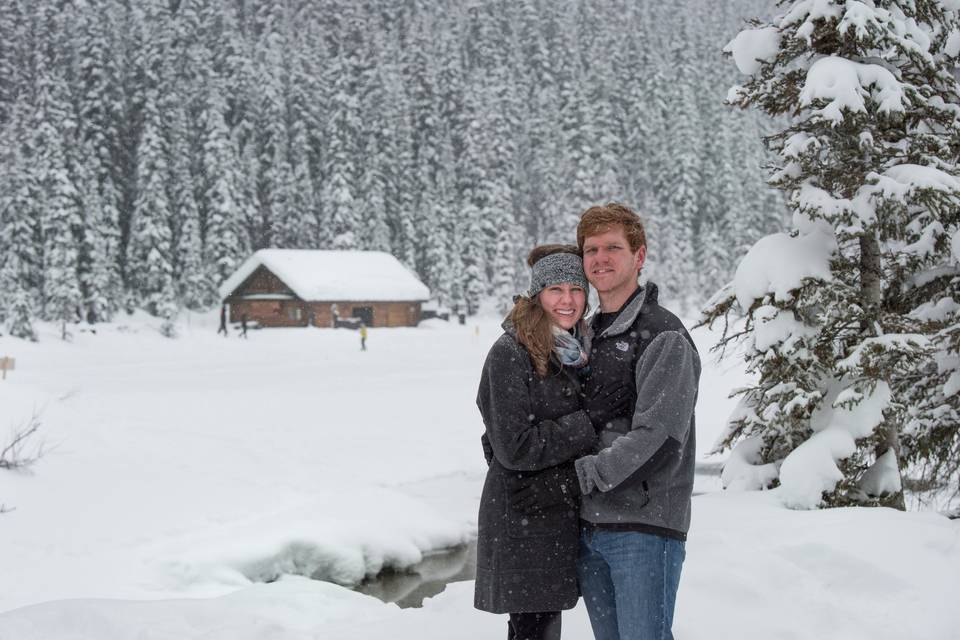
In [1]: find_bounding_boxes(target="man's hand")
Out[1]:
[481,434,494,466]
[583,383,632,430]
[509,467,580,514]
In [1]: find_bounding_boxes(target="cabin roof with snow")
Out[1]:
[218,249,430,302]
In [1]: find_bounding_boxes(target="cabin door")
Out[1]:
[352,306,374,327]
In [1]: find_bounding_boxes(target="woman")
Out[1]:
[475,244,622,640]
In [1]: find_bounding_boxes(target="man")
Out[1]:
[512,203,699,640]
[217,305,228,336]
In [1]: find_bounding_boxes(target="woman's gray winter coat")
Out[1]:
[474,328,596,614]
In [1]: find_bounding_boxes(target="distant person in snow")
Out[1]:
[359,323,368,351]
[475,244,628,640]
[240,314,249,339]
[512,203,700,640]
[217,305,228,337]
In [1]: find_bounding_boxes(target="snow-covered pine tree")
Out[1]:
[457,80,496,315]
[0,0,27,126]
[128,88,178,331]
[656,21,701,314]
[491,208,520,315]
[6,286,37,342]
[200,80,248,289]
[901,271,960,508]
[620,6,665,216]
[250,1,289,251]
[72,1,124,323]
[0,103,42,334]
[31,63,84,340]
[702,0,960,509]
[558,55,599,223]
[322,52,361,251]
[167,106,207,311]
[280,64,319,250]
[382,71,419,271]
[421,172,453,306]
[358,134,392,253]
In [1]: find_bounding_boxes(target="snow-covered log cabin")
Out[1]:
[218,250,430,328]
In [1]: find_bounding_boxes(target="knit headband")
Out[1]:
[524,252,588,298]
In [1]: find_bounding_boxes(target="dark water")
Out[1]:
[354,541,477,608]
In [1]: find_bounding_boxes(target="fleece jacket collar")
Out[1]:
[591,282,659,339]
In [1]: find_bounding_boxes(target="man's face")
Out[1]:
[582,227,646,298]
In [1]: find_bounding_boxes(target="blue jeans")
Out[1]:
[577,528,685,640]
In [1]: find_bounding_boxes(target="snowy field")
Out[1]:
[0,312,957,639]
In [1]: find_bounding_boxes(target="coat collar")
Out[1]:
[588,282,659,339]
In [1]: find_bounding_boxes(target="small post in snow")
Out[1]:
[0,357,14,381]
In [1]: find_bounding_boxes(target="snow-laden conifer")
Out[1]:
[6,287,36,342]
[128,89,177,330]
[30,65,83,339]
[703,0,960,509]
[200,82,248,289]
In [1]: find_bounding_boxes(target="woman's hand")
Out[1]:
[583,383,632,430]
[508,466,580,513]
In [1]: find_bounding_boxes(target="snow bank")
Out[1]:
[859,449,903,497]
[160,488,469,591]
[679,492,959,640]
[2,493,958,640]
[721,436,780,490]
[778,429,856,508]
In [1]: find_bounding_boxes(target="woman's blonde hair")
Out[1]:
[508,244,583,377]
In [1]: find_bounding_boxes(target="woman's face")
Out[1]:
[538,283,587,331]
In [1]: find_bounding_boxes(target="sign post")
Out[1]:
[0,357,14,380]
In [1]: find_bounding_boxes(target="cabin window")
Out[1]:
[288,306,302,321]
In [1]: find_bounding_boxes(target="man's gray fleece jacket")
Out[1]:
[575,283,700,539]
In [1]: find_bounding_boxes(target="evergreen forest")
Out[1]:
[0,0,783,334]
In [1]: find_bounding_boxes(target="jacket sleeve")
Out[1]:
[478,339,596,472]
[575,331,699,494]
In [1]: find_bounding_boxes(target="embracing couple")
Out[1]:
[475,203,701,640]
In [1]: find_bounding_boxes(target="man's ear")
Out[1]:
[635,245,647,273]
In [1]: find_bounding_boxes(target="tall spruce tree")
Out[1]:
[128,88,177,328]
[0,104,42,334]
[30,62,84,338]
[200,80,248,288]
[702,0,960,509]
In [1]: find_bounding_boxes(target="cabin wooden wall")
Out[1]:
[224,265,423,328]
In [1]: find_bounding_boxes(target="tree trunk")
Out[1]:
[859,233,882,331]
[860,233,906,510]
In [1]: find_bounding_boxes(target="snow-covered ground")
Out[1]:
[0,312,957,639]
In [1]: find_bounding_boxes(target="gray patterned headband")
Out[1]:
[524,252,588,298]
